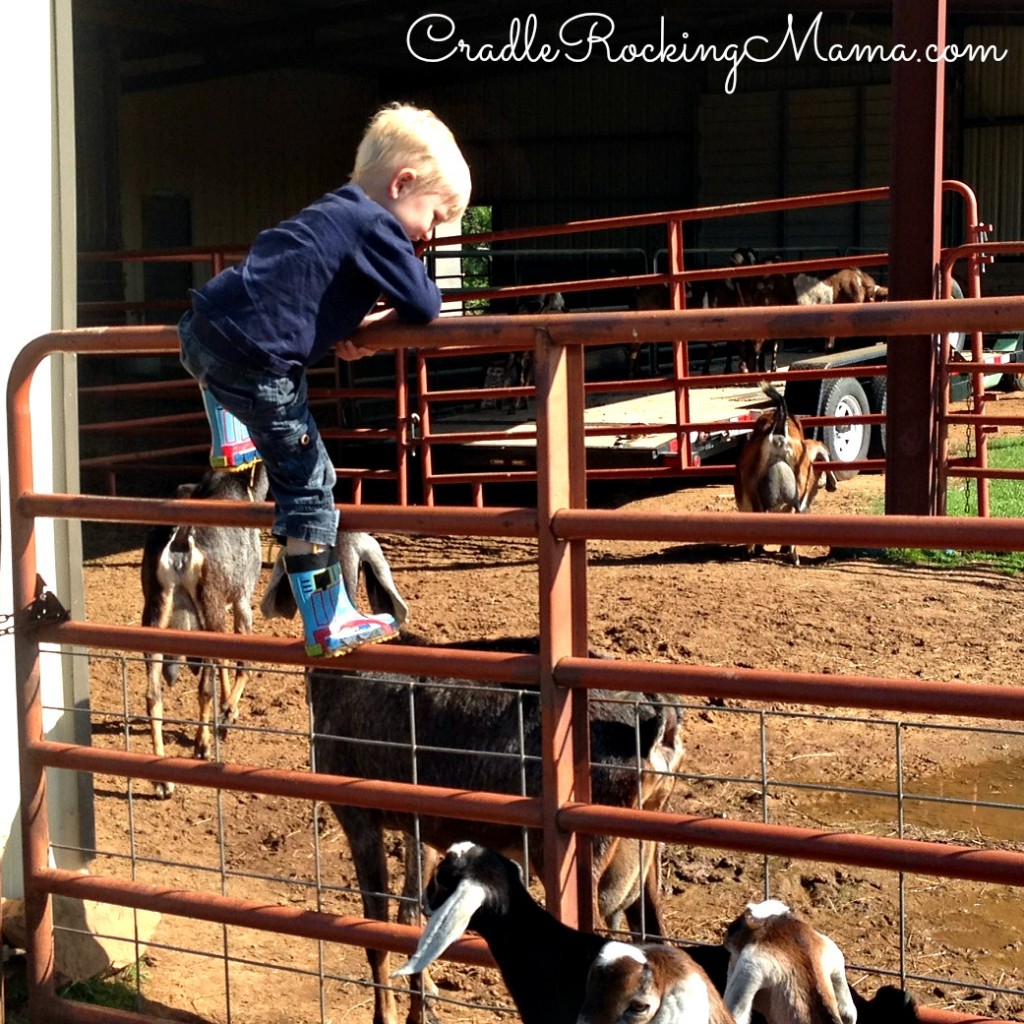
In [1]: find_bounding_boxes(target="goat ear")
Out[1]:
[258,552,298,620]
[391,879,487,978]
[340,531,410,627]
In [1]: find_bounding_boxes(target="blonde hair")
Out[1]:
[351,103,472,225]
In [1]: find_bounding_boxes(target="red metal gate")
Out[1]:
[8,297,1024,1023]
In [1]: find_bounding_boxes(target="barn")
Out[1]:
[2,2,1024,1022]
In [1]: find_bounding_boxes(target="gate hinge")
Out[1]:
[24,575,70,630]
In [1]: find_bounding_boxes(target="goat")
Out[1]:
[578,940,734,1024]
[733,383,837,565]
[141,462,268,798]
[495,292,566,409]
[683,938,919,1024]
[699,249,777,376]
[759,266,887,353]
[722,900,857,1024]
[308,665,684,1024]
[394,842,612,1024]
[628,284,671,378]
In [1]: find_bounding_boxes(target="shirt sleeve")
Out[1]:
[352,215,443,324]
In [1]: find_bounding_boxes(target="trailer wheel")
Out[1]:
[820,377,871,479]
[878,389,887,456]
[865,376,887,457]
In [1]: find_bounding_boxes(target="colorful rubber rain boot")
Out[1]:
[285,550,398,657]
[202,389,260,470]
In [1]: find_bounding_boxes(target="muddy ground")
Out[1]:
[19,399,1024,1023]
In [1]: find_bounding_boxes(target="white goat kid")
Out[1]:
[723,900,857,1024]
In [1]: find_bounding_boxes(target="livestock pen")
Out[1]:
[7,297,1024,1024]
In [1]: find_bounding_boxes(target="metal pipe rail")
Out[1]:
[9,302,1024,1024]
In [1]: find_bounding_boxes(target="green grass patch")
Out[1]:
[885,434,1024,574]
[57,961,145,1011]
[4,959,146,1022]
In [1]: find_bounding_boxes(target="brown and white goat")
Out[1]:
[760,267,887,352]
[734,384,837,565]
[141,462,268,797]
[578,941,735,1024]
[722,900,857,1024]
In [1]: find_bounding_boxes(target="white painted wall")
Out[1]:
[1,0,87,901]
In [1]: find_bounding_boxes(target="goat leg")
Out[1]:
[399,842,441,1024]
[218,598,255,733]
[143,589,175,798]
[343,809,401,1024]
[195,663,217,761]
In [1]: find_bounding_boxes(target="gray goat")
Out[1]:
[141,462,268,797]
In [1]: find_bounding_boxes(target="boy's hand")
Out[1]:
[336,339,375,361]
[337,307,397,360]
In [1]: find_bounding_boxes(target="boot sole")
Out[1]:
[306,628,399,659]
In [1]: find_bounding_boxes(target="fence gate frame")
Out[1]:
[8,298,1024,1024]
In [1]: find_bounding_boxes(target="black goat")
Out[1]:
[310,667,683,1024]
[141,462,268,798]
[395,842,610,1024]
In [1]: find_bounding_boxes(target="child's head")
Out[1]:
[352,103,471,231]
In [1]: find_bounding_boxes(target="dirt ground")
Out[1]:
[34,403,1024,1023]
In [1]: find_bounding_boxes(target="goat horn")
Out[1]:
[391,879,487,977]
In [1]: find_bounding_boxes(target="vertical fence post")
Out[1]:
[7,352,58,1017]
[886,0,946,515]
[534,324,593,930]
[669,219,692,472]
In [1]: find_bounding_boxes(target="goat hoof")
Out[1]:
[194,741,212,761]
[154,781,175,799]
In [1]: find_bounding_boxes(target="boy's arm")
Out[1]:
[354,217,443,324]
[336,308,396,361]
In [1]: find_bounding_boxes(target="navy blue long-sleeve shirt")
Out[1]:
[191,183,442,375]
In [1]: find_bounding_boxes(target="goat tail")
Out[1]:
[759,380,788,435]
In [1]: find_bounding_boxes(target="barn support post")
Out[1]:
[885,0,947,515]
[534,325,593,931]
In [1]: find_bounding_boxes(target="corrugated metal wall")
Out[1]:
[697,84,891,260]
[963,26,1024,244]
[425,62,698,257]
[118,69,377,259]
[108,17,1022,296]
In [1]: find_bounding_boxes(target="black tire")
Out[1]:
[820,377,871,479]
[878,388,887,456]
[999,370,1024,393]
[865,376,887,457]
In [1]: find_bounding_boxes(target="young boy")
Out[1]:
[178,103,471,657]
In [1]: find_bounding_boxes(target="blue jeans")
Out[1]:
[178,312,339,547]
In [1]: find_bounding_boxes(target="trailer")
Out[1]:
[782,330,1024,473]
[427,373,771,475]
